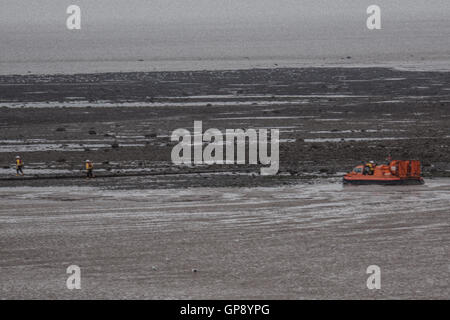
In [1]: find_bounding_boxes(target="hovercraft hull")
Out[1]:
[343,177,424,185]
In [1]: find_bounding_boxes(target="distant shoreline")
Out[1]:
[1,58,450,76]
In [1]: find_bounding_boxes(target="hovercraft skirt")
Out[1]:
[343,178,424,185]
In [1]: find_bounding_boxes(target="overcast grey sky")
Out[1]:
[1,0,449,29]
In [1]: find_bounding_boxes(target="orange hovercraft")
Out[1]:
[343,160,425,185]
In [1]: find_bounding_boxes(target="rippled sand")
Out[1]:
[1,178,448,299]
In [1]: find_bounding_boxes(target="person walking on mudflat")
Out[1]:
[85,160,94,178]
[15,156,24,176]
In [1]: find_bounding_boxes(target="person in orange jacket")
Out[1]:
[15,156,24,176]
[85,160,94,178]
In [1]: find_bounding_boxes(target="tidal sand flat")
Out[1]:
[0,67,449,299]
[0,179,449,299]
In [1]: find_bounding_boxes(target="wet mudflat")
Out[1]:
[0,67,449,299]
[0,67,450,180]
[0,178,448,299]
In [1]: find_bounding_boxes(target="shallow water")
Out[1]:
[1,2,450,75]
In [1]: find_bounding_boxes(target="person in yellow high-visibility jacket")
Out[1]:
[85,160,94,178]
[15,156,24,176]
[366,160,375,175]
